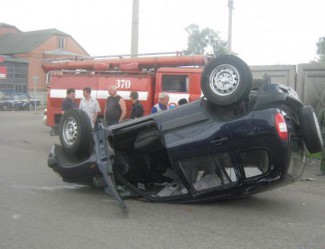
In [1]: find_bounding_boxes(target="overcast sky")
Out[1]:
[2,0,325,65]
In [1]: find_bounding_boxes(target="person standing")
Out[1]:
[61,88,78,114]
[79,87,101,128]
[151,92,169,114]
[130,91,144,119]
[104,85,127,126]
[178,98,188,106]
[317,107,325,176]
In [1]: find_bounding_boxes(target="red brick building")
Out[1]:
[0,23,89,103]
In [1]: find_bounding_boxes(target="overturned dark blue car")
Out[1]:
[47,55,323,211]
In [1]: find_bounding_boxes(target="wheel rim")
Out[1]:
[209,64,240,96]
[62,117,78,146]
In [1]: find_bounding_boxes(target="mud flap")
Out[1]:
[94,122,128,212]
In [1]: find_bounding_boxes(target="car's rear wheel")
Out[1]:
[298,105,323,153]
[59,109,94,157]
[201,55,253,106]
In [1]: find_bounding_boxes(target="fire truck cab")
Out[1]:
[43,54,207,132]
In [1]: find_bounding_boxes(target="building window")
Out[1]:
[58,37,65,49]
[0,62,28,93]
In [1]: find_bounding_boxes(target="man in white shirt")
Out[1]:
[79,87,101,128]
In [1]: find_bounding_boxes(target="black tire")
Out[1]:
[59,109,94,157]
[298,105,323,153]
[201,55,253,106]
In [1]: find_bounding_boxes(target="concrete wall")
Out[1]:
[296,63,325,114]
[250,65,296,89]
[250,63,325,114]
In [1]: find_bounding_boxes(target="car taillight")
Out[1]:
[275,112,288,140]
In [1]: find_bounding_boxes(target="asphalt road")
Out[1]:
[0,111,325,249]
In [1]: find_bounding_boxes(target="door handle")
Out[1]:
[210,137,229,146]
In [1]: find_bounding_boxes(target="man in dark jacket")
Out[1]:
[61,88,78,114]
[130,91,144,119]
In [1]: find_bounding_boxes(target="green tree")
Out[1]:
[316,37,325,63]
[184,24,228,56]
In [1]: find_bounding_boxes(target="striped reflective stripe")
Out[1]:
[50,89,149,101]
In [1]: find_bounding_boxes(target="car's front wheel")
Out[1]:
[59,109,94,158]
[201,55,253,106]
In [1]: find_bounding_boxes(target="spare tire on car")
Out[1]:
[59,109,94,158]
[201,54,253,106]
[298,105,323,153]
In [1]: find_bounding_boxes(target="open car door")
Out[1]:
[94,122,128,212]
[59,109,127,212]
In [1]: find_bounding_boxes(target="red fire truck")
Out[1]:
[42,53,210,131]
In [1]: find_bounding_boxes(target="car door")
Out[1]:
[1,94,14,110]
[12,94,22,109]
[20,94,31,109]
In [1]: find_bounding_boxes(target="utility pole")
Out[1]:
[32,76,38,113]
[227,0,234,53]
[131,0,139,57]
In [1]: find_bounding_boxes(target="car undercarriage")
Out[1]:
[47,55,323,211]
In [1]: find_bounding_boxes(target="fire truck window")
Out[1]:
[162,75,189,92]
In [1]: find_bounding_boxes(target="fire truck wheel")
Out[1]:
[201,54,253,106]
[298,105,323,153]
[59,109,93,157]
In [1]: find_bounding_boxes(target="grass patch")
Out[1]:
[306,152,321,159]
